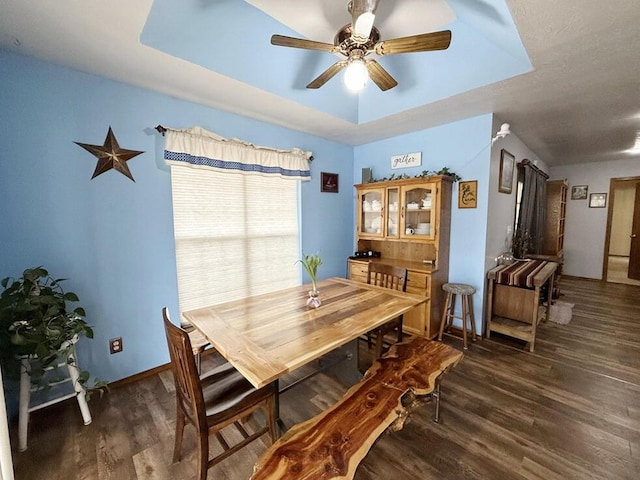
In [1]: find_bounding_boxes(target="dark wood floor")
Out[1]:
[9,276,640,479]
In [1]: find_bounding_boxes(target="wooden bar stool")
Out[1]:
[438,283,477,349]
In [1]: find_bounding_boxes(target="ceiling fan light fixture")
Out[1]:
[349,0,378,42]
[344,58,368,92]
[353,12,375,41]
[272,0,449,92]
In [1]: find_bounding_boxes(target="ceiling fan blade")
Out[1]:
[366,60,398,91]
[271,34,338,53]
[375,30,452,56]
[307,61,348,89]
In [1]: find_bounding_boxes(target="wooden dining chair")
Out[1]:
[179,318,211,373]
[162,307,278,480]
[366,263,408,358]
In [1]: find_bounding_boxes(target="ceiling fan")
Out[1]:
[270,0,452,92]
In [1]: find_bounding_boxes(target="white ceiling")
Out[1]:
[1,0,639,166]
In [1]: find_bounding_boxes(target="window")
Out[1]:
[513,160,548,256]
[170,166,300,314]
[513,164,524,230]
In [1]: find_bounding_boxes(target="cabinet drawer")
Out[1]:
[348,261,369,283]
[407,271,428,290]
[406,285,428,296]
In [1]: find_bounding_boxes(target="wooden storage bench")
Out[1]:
[485,260,558,352]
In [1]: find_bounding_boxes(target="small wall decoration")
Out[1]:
[321,172,339,193]
[458,180,477,208]
[571,185,588,200]
[498,149,515,194]
[74,126,144,182]
[589,192,607,208]
[391,152,422,169]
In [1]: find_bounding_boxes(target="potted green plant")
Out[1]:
[297,253,323,308]
[0,266,104,395]
[512,229,532,259]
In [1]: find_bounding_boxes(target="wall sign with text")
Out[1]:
[391,152,422,169]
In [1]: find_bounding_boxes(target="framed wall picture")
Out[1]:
[498,149,515,194]
[458,180,478,208]
[589,192,607,208]
[321,172,339,193]
[571,185,588,200]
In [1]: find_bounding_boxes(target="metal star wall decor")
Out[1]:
[74,127,144,182]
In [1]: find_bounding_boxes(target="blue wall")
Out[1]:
[353,115,494,329]
[0,47,494,401]
[0,50,354,388]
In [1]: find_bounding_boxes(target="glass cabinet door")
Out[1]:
[401,184,436,239]
[386,187,400,238]
[358,188,384,237]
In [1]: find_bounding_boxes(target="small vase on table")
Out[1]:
[298,253,323,309]
[307,283,321,309]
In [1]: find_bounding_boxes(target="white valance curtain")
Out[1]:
[163,126,312,181]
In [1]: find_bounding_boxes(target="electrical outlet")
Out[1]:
[109,337,123,354]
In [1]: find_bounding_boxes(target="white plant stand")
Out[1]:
[1,366,15,480]
[18,337,91,452]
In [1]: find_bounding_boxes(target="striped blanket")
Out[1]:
[494,260,548,289]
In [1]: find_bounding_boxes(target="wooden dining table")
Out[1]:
[182,277,428,389]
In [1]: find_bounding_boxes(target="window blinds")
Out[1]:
[170,165,300,314]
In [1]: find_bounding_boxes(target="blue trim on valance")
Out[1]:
[164,151,311,179]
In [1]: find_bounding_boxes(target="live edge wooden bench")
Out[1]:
[251,337,463,480]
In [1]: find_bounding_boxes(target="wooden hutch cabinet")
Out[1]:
[348,176,453,338]
[526,179,567,299]
[542,179,568,257]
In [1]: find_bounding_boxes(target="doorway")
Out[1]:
[603,176,640,286]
